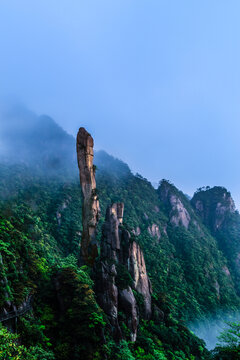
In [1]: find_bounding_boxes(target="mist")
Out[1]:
[0,103,77,175]
[1,101,240,211]
[0,103,135,185]
[189,311,240,350]
[1,1,240,207]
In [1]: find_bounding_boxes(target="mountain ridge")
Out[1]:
[0,113,240,358]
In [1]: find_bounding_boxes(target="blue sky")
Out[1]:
[0,1,240,205]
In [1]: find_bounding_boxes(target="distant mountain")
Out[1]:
[0,106,76,175]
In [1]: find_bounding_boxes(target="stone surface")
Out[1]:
[96,202,152,341]
[101,203,124,261]
[77,129,152,340]
[222,266,231,277]
[76,127,100,265]
[128,241,152,319]
[95,261,121,339]
[148,224,161,240]
[158,181,191,229]
[56,198,70,227]
[132,226,141,236]
[192,187,236,232]
[169,194,190,229]
[119,287,138,342]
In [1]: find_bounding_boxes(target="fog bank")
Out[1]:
[189,311,240,350]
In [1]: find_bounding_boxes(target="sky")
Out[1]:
[0,1,240,205]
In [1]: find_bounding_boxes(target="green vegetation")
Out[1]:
[0,150,240,359]
[192,186,240,295]
[212,322,240,359]
[0,325,55,360]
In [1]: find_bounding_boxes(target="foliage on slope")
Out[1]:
[0,162,210,359]
[0,150,239,358]
[192,187,240,295]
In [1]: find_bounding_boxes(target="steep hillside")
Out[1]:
[0,163,210,359]
[0,116,239,359]
[156,181,239,318]
[192,187,240,294]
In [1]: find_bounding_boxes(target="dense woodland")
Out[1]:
[0,116,240,359]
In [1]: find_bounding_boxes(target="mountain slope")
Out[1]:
[0,112,239,358]
[192,187,240,294]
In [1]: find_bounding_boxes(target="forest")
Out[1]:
[0,118,240,359]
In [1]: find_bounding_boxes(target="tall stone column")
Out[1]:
[76,127,100,265]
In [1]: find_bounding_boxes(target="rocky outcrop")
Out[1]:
[77,129,152,340]
[132,227,141,236]
[95,261,121,339]
[214,280,220,299]
[129,241,152,318]
[222,266,231,277]
[169,195,190,229]
[119,287,138,341]
[101,203,124,262]
[56,198,71,227]
[191,187,235,232]
[191,187,240,294]
[158,181,191,229]
[148,224,161,240]
[76,127,100,265]
[96,203,152,342]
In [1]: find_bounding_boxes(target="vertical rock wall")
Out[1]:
[76,127,100,265]
[129,241,152,319]
[96,203,152,341]
[77,128,152,340]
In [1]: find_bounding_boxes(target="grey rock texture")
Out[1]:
[96,203,152,341]
[76,127,100,265]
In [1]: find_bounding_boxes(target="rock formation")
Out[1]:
[191,187,240,288]
[128,241,152,318]
[147,224,161,240]
[96,203,152,342]
[76,127,100,265]
[101,203,124,261]
[132,226,141,236]
[191,186,235,231]
[159,180,191,229]
[76,128,152,340]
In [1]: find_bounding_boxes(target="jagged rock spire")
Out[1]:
[76,127,100,265]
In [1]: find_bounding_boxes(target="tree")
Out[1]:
[0,325,55,360]
[213,322,240,359]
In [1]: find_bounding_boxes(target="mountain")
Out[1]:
[0,111,239,359]
[0,105,76,176]
[192,187,240,294]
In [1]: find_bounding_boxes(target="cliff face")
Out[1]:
[191,187,240,293]
[156,181,239,305]
[191,186,235,232]
[96,203,152,342]
[76,127,100,265]
[101,203,124,261]
[128,241,152,318]
[158,180,191,229]
[76,128,152,341]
